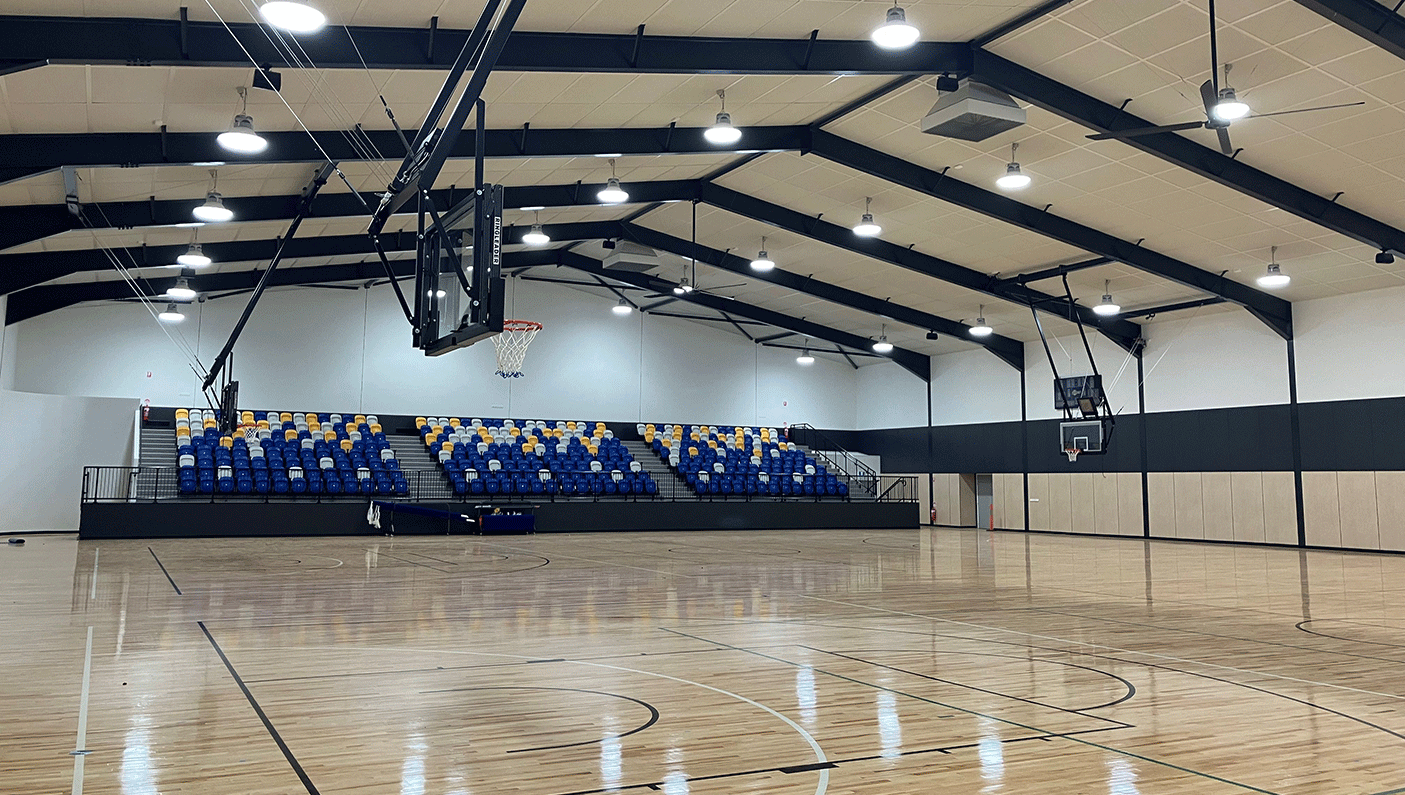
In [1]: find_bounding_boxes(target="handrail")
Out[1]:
[787,423,879,481]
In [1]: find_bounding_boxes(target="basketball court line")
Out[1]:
[787,617,1405,744]
[1024,608,1405,666]
[661,628,1279,795]
[802,595,1405,703]
[68,626,93,795]
[88,549,99,601]
[198,622,321,795]
[372,552,455,573]
[146,546,181,594]
[1296,619,1405,650]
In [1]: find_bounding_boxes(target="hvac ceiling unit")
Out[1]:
[602,240,662,272]
[920,80,1026,142]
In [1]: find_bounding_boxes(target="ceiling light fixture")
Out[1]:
[750,236,775,272]
[193,192,233,223]
[167,276,197,301]
[797,346,815,365]
[217,87,268,154]
[1257,245,1290,288]
[872,325,894,354]
[522,211,550,246]
[1376,250,1395,265]
[969,305,993,337]
[597,159,629,204]
[612,299,633,316]
[996,142,1031,190]
[853,197,882,237]
[1211,65,1250,121]
[158,303,185,324]
[871,4,920,51]
[258,1,327,34]
[1093,280,1121,316]
[704,89,742,145]
[674,277,693,295]
[176,243,212,268]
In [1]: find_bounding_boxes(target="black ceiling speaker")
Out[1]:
[935,74,960,93]
[926,330,940,340]
[1377,250,1395,265]
[252,68,282,93]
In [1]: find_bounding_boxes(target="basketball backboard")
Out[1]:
[416,185,505,356]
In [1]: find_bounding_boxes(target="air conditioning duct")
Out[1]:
[920,80,1026,142]
[602,240,662,272]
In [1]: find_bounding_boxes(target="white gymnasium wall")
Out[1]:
[1294,284,1405,404]
[1138,309,1290,412]
[8,278,858,428]
[929,348,1021,426]
[0,389,136,532]
[0,294,12,390]
[855,361,927,429]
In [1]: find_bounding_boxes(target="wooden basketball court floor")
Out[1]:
[5,528,1405,795]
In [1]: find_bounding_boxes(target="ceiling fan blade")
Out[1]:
[1199,78,1218,118]
[1246,101,1366,120]
[701,282,747,291]
[1087,121,1206,140]
[1215,126,1233,155]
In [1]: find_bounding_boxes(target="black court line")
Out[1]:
[395,550,466,565]
[661,628,1279,795]
[198,622,319,795]
[1034,608,1405,665]
[418,686,659,753]
[241,647,735,685]
[805,647,1136,717]
[1296,619,1405,650]
[147,546,181,594]
[374,552,454,573]
[1369,787,1405,795]
[546,725,1125,795]
[801,619,1405,745]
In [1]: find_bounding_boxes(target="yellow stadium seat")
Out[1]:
[257,420,270,429]
[370,423,382,434]
[415,417,427,428]
[646,424,656,433]
[588,445,598,455]
[509,427,521,437]
[482,435,494,444]
[442,441,453,451]
[280,412,292,423]
[708,440,718,449]
[527,435,537,446]
[450,418,461,427]
[567,421,577,431]
[354,415,366,425]
[645,432,654,443]
[522,443,533,455]
[175,409,189,420]
[689,446,699,456]
[220,436,233,448]
[431,425,443,435]
[778,441,788,451]
[341,439,353,452]
[325,431,337,442]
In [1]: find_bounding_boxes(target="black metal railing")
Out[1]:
[81,466,917,505]
[788,423,880,496]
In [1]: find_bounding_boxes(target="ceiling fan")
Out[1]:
[1086,0,1364,155]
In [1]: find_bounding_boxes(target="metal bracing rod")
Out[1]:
[1061,273,1099,379]
[754,331,795,344]
[835,346,860,370]
[720,312,755,341]
[200,162,335,391]
[999,257,1112,285]
[369,234,415,326]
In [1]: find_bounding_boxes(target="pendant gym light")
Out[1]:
[996,142,1031,190]
[1258,245,1290,288]
[217,87,268,154]
[704,89,743,145]
[871,4,920,50]
[1211,64,1250,121]
[750,237,775,272]
[796,345,815,365]
[176,243,212,268]
[158,303,185,323]
[872,325,894,354]
[1093,280,1121,316]
[259,1,327,33]
[522,211,550,246]
[612,299,633,316]
[969,305,993,337]
[193,171,233,222]
[597,159,629,204]
[853,197,882,237]
[167,277,197,301]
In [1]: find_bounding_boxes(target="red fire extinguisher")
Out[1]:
[930,506,936,524]
[142,399,150,422]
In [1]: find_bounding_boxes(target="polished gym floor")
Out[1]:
[5,527,1404,795]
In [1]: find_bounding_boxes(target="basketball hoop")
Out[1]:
[493,320,542,378]
[1064,447,1081,463]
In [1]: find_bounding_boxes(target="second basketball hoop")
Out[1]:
[493,319,542,378]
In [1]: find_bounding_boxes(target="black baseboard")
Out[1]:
[79,500,919,539]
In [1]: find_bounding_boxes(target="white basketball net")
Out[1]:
[493,320,542,378]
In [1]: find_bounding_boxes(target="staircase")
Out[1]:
[384,434,456,500]
[136,423,179,500]
[620,439,689,498]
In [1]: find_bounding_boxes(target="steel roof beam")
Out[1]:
[971,48,1405,264]
[0,125,808,185]
[0,16,972,76]
[695,181,1139,351]
[809,128,1293,340]
[615,220,1025,370]
[1290,0,1405,63]
[553,249,932,381]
